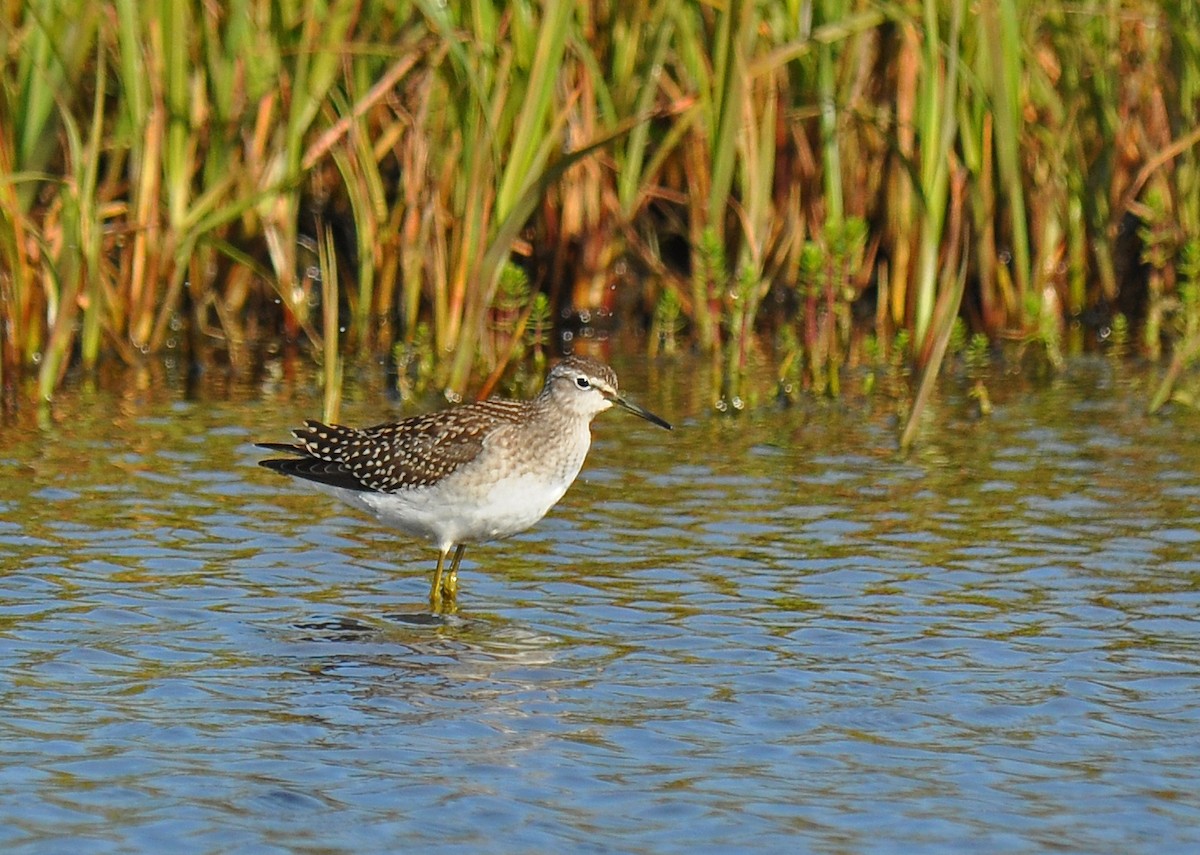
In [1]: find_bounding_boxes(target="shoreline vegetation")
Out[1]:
[2,1,1199,439]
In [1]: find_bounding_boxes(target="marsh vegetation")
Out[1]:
[2,1,1198,433]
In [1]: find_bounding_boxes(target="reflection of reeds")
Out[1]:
[2,2,1198,417]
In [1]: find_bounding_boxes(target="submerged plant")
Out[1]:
[1149,237,1200,412]
[786,217,866,397]
[650,286,684,356]
[964,331,993,416]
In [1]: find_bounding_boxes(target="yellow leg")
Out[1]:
[430,547,449,609]
[442,544,466,600]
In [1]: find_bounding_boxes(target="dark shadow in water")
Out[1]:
[292,615,389,642]
[286,609,549,656]
[291,611,464,642]
[384,611,456,628]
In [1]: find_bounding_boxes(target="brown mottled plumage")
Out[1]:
[258,356,671,609]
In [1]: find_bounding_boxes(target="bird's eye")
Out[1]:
[575,376,591,389]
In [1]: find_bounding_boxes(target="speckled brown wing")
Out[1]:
[258,400,531,493]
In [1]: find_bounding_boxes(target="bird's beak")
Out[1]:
[611,392,672,430]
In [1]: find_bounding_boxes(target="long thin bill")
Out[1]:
[614,394,672,430]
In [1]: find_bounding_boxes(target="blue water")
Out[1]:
[1,357,1199,852]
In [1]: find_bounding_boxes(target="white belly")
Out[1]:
[313,471,576,553]
[308,416,593,554]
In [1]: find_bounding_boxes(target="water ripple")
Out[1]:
[1,364,1200,851]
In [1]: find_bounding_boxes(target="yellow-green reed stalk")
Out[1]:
[34,189,83,400]
[317,223,344,423]
[608,5,677,221]
[64,90,107,384]
[676,0,783,404]
[411,0,503,353]
[1041,5,1123,317]
[259,0,359,348]
[8,1,99,211]
[569,3,680,314]
[322,43,424,352]
[670,0,744,352]
[0,108,31,390]
[439,71,490,354]
[804,0,880,393]
[1053,2,1122,305]
[882,22,920,334]
[978,0,1031,322]
[703,0,743,262]
[723,61,778,407]
[493,0,573,229]
[1167,0,1200,272]
[1,0,100,378]
[956,8,1005,333]
[901,169,968,452]
[1162,0,1200,402]
[395,80,438,348]
[483,4,574,327]
[76,43,108,373]
[911,0,964,353]
[414,0,577,396]
[449,122,637,389]
[113,0,155,347]
[1141,212,1189,363]
[1016,51,1069,363]
[188,3,277,352]
[816,0,843,226]
[1035,16,1091,334]
[303,38,423,353]
[1149,241,1200,414]
[134,0,195,351]
[118,0,244,352]
[1064,169,1088,328]
[328,95,384,352]
[900,249,968,451]
[37,51,105,400]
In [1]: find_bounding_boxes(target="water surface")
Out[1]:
[1,358,1199,852]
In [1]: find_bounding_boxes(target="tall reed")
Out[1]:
[1,0,1196,431]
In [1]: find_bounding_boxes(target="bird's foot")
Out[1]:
[441,569,459,600]
[428,571,459,614]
